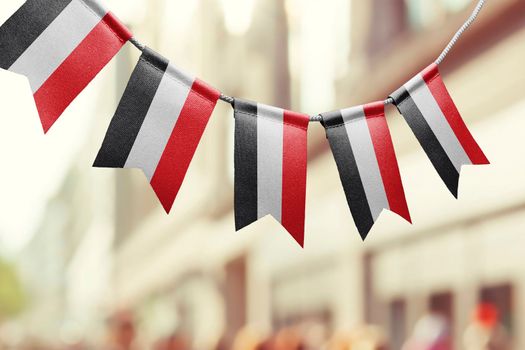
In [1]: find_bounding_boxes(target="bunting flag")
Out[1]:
[0,0,132,132]
[94,47,221,213]
[234,99,310,247]
[390,63,489,197]
[321,102,411,240]
[0,0,492,247]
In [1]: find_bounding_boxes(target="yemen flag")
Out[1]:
[390,63,489,197]
[0,0,132,132]
[94,47,221,213]
[322,102,411,240]
[234,99,309,247]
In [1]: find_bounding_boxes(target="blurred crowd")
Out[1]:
[0,303,511,350]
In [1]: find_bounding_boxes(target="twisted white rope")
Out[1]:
[435,0,486,65]
[129,37,145,51]
[219,94,235,104]
[379,0,486,107]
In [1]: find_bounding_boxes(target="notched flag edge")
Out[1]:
[234,98,309,247]
[94,47,221,213]
[390,63,489,198]
[0,0,133,132]
[321,101,411,240]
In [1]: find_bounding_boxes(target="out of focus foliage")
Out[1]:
[0,258,25,318]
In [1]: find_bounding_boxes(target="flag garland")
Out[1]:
[0,0,491,246]
[234,99,309,247]
[94,47,221,213]
[0,0,132,132]
[390,63,489,197]
[321,102,411,240]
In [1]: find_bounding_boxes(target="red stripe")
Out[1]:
[34,13,132,133]
[364,102,411,223]
[281,110,309,247]
[422,63,489,165]
[150,79,220,213]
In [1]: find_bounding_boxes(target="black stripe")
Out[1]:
[94,47,169,168]
[234,98,258,231]
[391,86,460,197]
[322,111,374,240]
[0,0,73,69]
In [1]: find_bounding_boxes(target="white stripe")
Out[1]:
[405,74,472,171]
[125,63,194,181]
[9,0,106,93]
[342,106,389,221]
[257,104,283,222]
[165,63,195,88]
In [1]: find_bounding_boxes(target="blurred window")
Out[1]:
[389,299,406,350]
[219,0,256,36]
[441,0,472,12]
[429,292,454,342]
[368,0,408,54]
[480,284,514,334]
[405,0,471,29]
[286,0,351,112]
[429,292,454,323]
[224,256,247,345]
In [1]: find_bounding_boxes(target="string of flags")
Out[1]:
[0,0,489,247]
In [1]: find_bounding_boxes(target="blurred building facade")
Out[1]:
[1,0,524,348]
[347,1,525,349]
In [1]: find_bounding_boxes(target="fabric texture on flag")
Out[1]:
[94,47,221,213]
[390,63,489,197]
[321,102,411,240]
[234,99,309,247]
[0,0,132,132]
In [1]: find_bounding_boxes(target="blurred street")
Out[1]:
[0,0,524,349]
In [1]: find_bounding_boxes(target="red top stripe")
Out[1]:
[364,102,411,223]
[34,13,132,132]
[150,79,220,213]
[421,63,489,165]
[281,110,309,247]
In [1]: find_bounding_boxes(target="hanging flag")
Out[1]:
[94,47,221,213]
[390,63,489,197]
[321,102,411,240]
[234,99,310,247]
[0,0,132,132]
